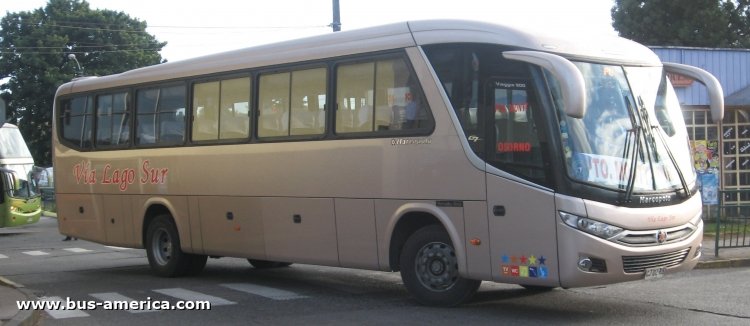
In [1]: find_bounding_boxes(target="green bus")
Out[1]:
[0,123,41,227]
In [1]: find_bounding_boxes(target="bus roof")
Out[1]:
[57,19,661,96]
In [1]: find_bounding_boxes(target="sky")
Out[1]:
[3,0,618,62]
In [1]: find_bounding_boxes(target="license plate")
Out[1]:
[644,266,666,280]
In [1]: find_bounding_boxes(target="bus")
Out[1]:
[0,123,42,227]
[52,20,724,306]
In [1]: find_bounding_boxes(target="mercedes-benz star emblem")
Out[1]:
[656,230,668,244]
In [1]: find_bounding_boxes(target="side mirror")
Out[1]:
[663,62,724,122]
[503,51,587,118]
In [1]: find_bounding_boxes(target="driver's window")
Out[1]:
[489,79,547,185]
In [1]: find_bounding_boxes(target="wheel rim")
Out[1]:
[414,241,459,292]
[151,227,173,266]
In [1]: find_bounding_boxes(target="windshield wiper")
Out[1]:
[620,96,641,204]
[637,96,691,199]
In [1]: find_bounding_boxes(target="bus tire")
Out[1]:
[186,254,208,276]
[146,214,205,277]
[399,225,480,307]
[247,259,292,269]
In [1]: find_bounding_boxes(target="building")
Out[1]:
[652,47,750,210]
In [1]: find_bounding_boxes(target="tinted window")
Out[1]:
[136,85,186,145]
[59,96,94,149]
[96,92,129,147]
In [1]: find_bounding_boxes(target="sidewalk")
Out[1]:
[0,277,40,326]
[1,237,748,325]
[695,236,750,269]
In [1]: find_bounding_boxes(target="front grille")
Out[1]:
[614,224,696,247]
[622,248,690,273]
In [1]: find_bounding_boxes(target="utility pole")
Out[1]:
[331,0,341,32]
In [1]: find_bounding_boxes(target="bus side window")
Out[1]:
[336,56,433,134]
[59,96,94,150]
[290,68,326,136]
[136,89,158,145]
[136,86,186,145]
[157,86,186,144]
[193,77,252,142]
[219,77,251,140]
[96,92,130,147]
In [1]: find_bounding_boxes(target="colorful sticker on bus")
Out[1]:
[500,254,548,279]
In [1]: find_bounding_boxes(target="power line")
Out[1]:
[12,21,329,34]
[0,48,163,55]
[9,44,154,50]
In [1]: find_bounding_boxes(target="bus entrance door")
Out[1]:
[486,174,559,287]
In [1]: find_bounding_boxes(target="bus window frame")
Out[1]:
[255,63,330,143]
[331,52,436,139]
[56,95,95,151]
[133,82,188,148]
[55,50,437,153]
[189,72,255,146]
[94,91,132,150]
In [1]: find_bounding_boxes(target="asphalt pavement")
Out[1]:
[1,236,748,326]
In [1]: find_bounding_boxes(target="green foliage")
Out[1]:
[612,0,750,48]
[0,0,166,165]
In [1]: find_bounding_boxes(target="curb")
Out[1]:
[695,258,750,269]
[0,276,41,326]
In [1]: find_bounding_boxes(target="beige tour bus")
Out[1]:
[53,20,724,306]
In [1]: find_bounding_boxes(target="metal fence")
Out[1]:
[714,189,750,256]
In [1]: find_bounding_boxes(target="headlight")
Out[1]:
[559,211,624,239]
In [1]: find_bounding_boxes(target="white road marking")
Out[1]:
[90,292,157,314]
[22,250,49,256]
[41,296,90,319]
[64,248,93,253]
[221,283,308,300]
[152,288,236,306]
[104,246,132,250]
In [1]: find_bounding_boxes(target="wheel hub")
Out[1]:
[415,242,458,292]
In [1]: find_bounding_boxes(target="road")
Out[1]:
[1,217,749,325]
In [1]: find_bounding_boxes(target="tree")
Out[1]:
[0,0,166,165]
[611,0,750,48]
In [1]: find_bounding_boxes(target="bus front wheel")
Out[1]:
[146,214,207,277]
[399,225,480,306]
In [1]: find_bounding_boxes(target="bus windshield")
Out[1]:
[0,124,33,158]
[1,169,38,199]
[557,63,695,194]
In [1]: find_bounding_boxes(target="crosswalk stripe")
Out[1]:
[90,292,157,314]
[0,254,7,259]
[41,296,90,319]
[64,248,93,253]
[220,283,308,300]
[104,246,132,250]
[22,250,49,256]
[152,288,236,306]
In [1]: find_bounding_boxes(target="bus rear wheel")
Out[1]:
[146,214,207,277]
[399,224,480,306]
